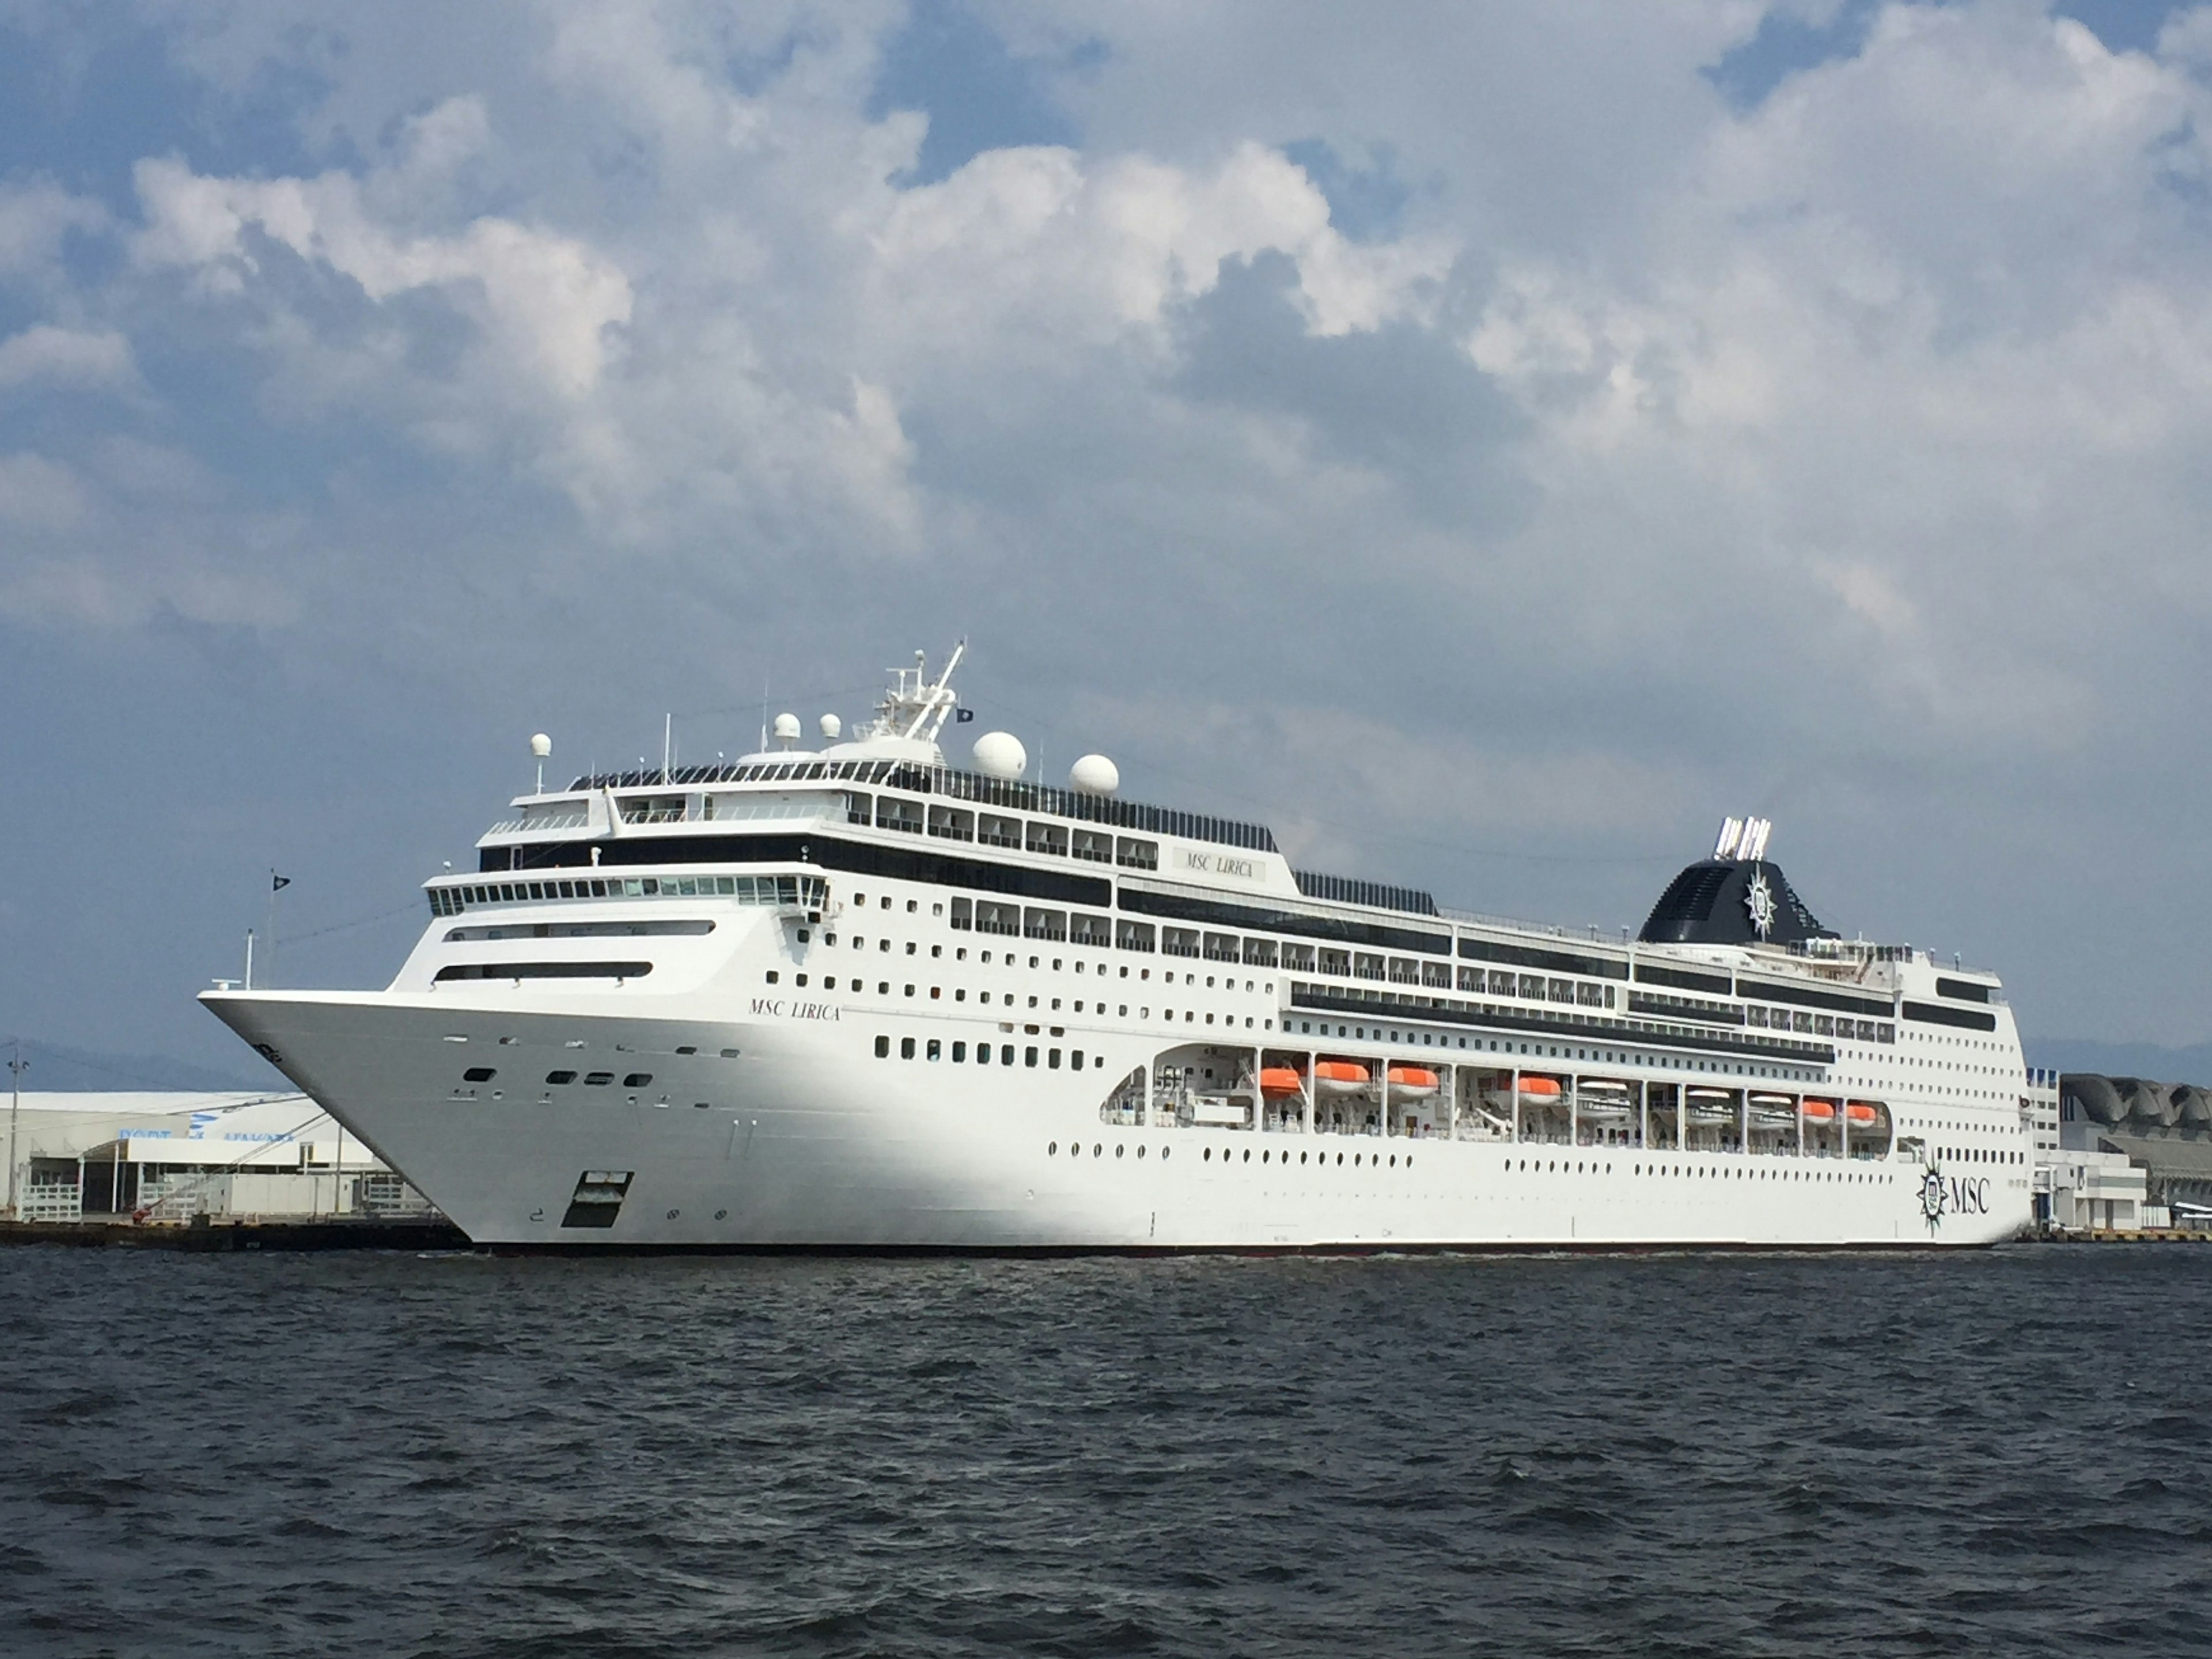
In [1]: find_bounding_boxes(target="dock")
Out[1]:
[0,1215,468,1251]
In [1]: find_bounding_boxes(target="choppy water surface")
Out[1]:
[2,1245,2207,1658]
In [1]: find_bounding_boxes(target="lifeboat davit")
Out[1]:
[1802,1098,1838,1123]
[1685,1086,1734,1121]
[1844,1100,1883,1126]
[1577,1081,1632,1118]
[1385,1066,1440,1099]
[1259,1067,1305,1099]
[1748,1092,1796,1126]
[1313,1061,1370,1097]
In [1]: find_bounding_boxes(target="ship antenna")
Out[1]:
[902,637,967,743]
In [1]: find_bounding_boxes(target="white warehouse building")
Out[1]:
[2,1092,430,1224]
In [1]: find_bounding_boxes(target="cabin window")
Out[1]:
[1518,974,1544,999]
[1025,1047,1039,1067]
[950,897,973,931]
[546,1070,577,1084]
[952,1041,967,1062]
[1115,836,1159,870]
[1243,939,1279,968]
[875,796,924,834]
[926,1040,941,1061]
[463,1067,496,1082]
[1071,912,1111,947]
[1165,927,1200,959]
[900,1037,916,1059]
[978,812,1022,849]
[1116,919,1156,953]
[1024,907,1068,942]
[874,1037,889,1058]
[927,804,975,841]
[1001,1045,1016,1065]
[623,1073,652,1088]
[1071,828,1112,863]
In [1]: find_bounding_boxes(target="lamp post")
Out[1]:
[5,1039,25,1221]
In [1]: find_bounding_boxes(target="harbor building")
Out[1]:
[2046,1073,2211,1231]
[2,1092,431,1224]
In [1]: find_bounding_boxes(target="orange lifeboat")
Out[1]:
[1802,1098,1838,1123]
[1844,1100,1883,1126]
[1259,1067,1305,1099]
[1385,1066,1440,1099]
[1518,1075,1562,1100]
[1313,1061,1370,1097]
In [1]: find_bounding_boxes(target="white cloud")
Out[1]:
[131,152,632,397]
[0,326,137,393]
[0,179,106,278]
[0,451,89,530]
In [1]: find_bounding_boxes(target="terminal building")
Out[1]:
[2041,1073,2212,1232]
[2,1092,433,1224]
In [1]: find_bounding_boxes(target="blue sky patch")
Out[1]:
[867,0,1090,185]
[1281,139,1413,243]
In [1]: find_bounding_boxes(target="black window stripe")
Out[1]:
[490,833,1110,908]
[1736,978,1895,1018]
[434,961,653,981]
[1460,937,1628,980]
[1288,984,1836,1065]
[1631,962,1734,995]
[1117,885,1451,955]
[1902,999,1997,1032]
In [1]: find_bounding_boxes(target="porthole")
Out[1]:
[1300,1152,1309,1164]
[1137,1145,1147,1159]
[623,1073,652,1088]
[714,1209,727,1220]
[1389,1155,1396,1168]
[1116,1144,1125,1158]
[1205,1147,1212,1161]
[1242,1149,1251,1163]
[1094,1144,1104,1158]
[666,1209,679,1220]
[1049,1141,1058,1156]
[463,1067,497,1083]
[546,1070,577,1085]
[1354,1154,1361,1167]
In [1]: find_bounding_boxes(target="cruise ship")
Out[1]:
[203,647,2033,1250]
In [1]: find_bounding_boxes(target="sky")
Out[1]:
[3,0,2211,1085]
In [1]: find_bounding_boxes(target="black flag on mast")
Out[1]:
[272,874,291,892]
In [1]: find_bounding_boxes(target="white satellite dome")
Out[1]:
[972,730,1027,781]
[1069,753,1120,796]
[819,713,842,741]
[528,733,552,759]
[772,712,801,745]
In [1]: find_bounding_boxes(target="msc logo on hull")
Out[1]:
[1920,1165,1991,1233]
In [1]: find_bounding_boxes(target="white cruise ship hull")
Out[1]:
[202,989,2023,1251]
[200,652,2039,1253]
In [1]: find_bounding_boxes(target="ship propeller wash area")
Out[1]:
[1,1092,434,1225]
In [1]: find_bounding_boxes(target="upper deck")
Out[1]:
[440,754,2009,1074]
